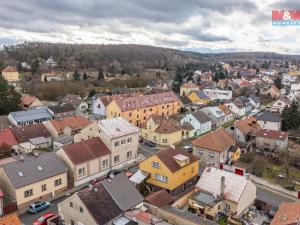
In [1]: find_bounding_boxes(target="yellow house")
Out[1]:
[180,81,199,96]
[0,153,68,209]
[139,147,199,196]
[188,91,210,105]
[1,66,20,82]
[140,115,189,146]
[106,91,181,127]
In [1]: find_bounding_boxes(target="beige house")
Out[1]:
[43,116,92,138]
[1,66,20,83]
[98,117,139,170]
[56,137,111,187]
[0,153,68,209]
[73,122,100,143]
[190,167,256,220]
[180,81,199,96]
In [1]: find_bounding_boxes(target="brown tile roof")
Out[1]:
[218,104,233,115]
[270,84,280,93]
[50,116,92,134]
[181,81,198,88]
[0,213,22,225]
[62,137,110,165]
[270,202,300,225]
[256,129,288,140]
[21,95,37,107]
[99,93,141,107]
[155,147,199,173]
[10,124,51,143]
[144,189,173,207]
[114,91,180,112]
[192,128,235,152]
[2,66,18,73]
[61,94,84,107]
[151,116,184,134]
[235,117,260,135]
[78,183,122,225]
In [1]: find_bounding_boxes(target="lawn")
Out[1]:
[237,153,300,190]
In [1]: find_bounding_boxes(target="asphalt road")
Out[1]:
[20,196,68,225]
[256,187,294,208]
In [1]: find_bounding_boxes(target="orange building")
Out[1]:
[106,91,182,126]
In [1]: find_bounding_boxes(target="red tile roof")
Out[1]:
[0,128,18,146]
[21,95,36,107]
[99,93,142,107]
[235,117,260,135]
[271,202,300,225]
[218,104,233,115]
[192,128,235,152]
[11,124,51,143]
[0,213,22,225]
[2,66,18,73]
[181,81,199,88]
[144,189,173,207]
[256,129,288,140]
[62,137,110,165]
[114,91,180,112]
[50,116,92,134]
[154,147,199,173]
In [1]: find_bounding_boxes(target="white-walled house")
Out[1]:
[98,117,140,170]
[271,97,292,114]
[256,112,282,131]
[249,95,261,109]
[181,111,212,138]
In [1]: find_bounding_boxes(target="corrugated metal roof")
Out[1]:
[9,108,52,123]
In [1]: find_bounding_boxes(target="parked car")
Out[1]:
[28,201,50,214]
[144,140,156,147]
[183,145,193,153]
[33,212,56,225]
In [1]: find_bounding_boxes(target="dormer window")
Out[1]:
[152,161,160,168]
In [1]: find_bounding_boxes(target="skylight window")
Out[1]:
[18,172,24,177]
[37,166,43,171]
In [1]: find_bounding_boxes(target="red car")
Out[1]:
[33,212,56,225]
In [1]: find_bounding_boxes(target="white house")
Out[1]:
[271,97,292,114]
[61,94,88,114]
[289,83,300,100]
[202,89,232,100]
[249,95,261,109]
[201,106,226,129]
[181,111,212,138]
[256,112,282,131]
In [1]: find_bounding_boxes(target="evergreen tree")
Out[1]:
[73,69,81,81]
[97,67,104,80]
[172,67,183,93]
[274,77,282,90]
[31,59,40,75]
[282,101,300,131]
[82,72,88,81]
[0,75,21,115]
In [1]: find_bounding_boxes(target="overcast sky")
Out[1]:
[0,0,299,54]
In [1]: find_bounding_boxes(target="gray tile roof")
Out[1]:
[256,111,282,122]
[2,152,67,189]
[9,108,52,123]
[249,95,261,104]
[102,173,143,211]
[192,111,211,124]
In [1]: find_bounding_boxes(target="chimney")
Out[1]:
[19,154,25,161]
[220,176,225,197]
[88,184,93,191]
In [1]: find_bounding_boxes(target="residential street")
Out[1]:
[256,187,294,208]
[20,195,68,225]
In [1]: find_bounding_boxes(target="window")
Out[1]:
[54,178,62,186]
[41,184,47,192]
[71,220,75,225]
[102,159,108,168]
[150,108,152,112]
[127,137,132,143]
[127,151,132,158]
[114,141,120,147]
[24,189,33,198]
[162,106,165,109]
[162,139,167,143]
[144,117,146,120]
[209,152,215,158]
[225,203,231,211]
[191,167,194,173]
[198,150,203,155]
[78,168,86,177]
[137,114,139,119]
[167,105,169,108]
[144,109,146,113]
[70,202,73,208]
[97,104,101,108]
[152,161,160,168]
[129,112,132,116]
[79,207,83,213]
[155,173,168,183]
[121,139,126,145]
[114,155,120,163]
